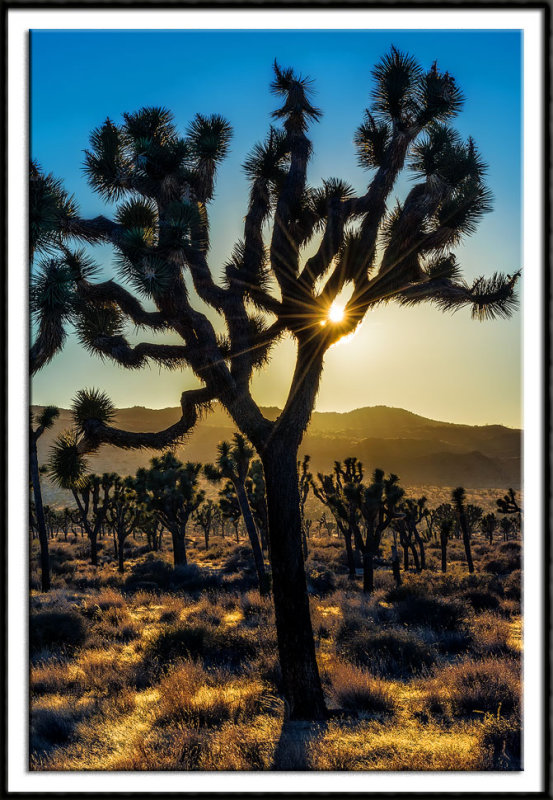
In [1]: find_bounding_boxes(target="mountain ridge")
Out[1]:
[32,403,521,503]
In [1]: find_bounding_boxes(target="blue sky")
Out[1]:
[31,29,522,426]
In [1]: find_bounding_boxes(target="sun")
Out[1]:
[328,303,345,323]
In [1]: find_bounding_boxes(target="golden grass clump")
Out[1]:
[307,719,488,770]
[155,661,275,728]
[326,660,395,716]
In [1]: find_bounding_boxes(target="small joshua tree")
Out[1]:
[193,498,217,550]
[205,435,269,594]
[452,487,475,574]
[218,481,242,542]
[41,49,519,719]
[432,503,456,573]
[245,459,269,553]
[106,475,140,572]
[135,453,204,567]
[481,512,498,545]
[497,488,523,516]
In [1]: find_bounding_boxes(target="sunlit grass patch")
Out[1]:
[423,656,520,718]
[327,660,395,716]
[307,719,488,770]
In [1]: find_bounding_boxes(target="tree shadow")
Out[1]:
[271,719,328,770]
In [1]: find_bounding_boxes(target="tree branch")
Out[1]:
[77,280,168,330]
[77,387,214,452]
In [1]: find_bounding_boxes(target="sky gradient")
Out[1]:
[30,29,522,427]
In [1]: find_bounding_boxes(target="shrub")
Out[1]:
[425,657,520,717]
[306,564,336,596]
[503,570,521,601]
[328,661,394,715]
[480,711,522,770]
[144,622,258,669]
[394,596,469,631]
[30,609,88,654]
[336,621,436,677]
[462,590,501,612]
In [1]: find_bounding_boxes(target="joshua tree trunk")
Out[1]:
[410,541,420,572]
[262,442,327,721]
[117,535,125,573]
[235,484,270,595]
[391,544,402,586]
[30,439,50,592]
[342,527,356,579]
[171,525,187,566]
[403,543,409,571]
[90,531,98,566]
[362,550,375,594]
[459,514,474,574]
[412,527,426,570]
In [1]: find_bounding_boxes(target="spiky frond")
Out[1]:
[354,112,392,170]
[467,271,520,321]
[243,127,290,185]
[410,126,487,187]
[416,61,464,125]
[84,118,131,201]
[122,107,177,144]
[371,46,423,122]
[62,249,100,281]
[423,254,462,282]
[48,430,88,489]
[30,161,77,257]
[116,198,158,231]
[73,300,125,354]
[334,230,374,284]
[186,114,233,163]
[115,250,174,299]
[271,62,322,130]
[309,178,355,226]
[30,259,74,320]
[432,180,493,243]
[71,388,116,430]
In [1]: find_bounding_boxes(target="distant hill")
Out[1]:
[32,403,521,506]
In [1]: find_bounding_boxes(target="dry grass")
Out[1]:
[29,519,522,772]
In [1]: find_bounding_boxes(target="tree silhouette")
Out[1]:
[193,498,217,550]
[135,453,204,566]
[481,512,498,545]
[30,406,60,590]
[45,50,519,720]
[204,435,269,594]
[497,488,522,516]
[451,487,475,574]
[106,475,140,572]
[218,480,242,541]
[245,459,269,553]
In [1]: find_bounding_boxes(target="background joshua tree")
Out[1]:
[204,436,269,594]
[497,488,523,516]
[482,512,498,545]
[245,459,269,553]
[193,498,217,550]
[30,406,60,591]
[135,453,204,567]
[311,463,358,578]
[452,487,475,574]
[218,481,242,541]
[106,475,140,573]
[44,49,519,720]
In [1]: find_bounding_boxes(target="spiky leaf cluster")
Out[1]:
[354,112,392,169]
[73,300,125,354]
[30,161,77,257]
[48,430,88,489]
[71,388,116,431]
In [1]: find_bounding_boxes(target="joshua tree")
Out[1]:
[245,459,270,552]
[497,488,523,516]
[452,487,475,574]
[343,465,405,592]
[311,466,357,578]
[218,481,242,541]
[193,498,217,550]
[205,435,269,594]
[481,512,498,545]
[30,406,60,591]
[500,516,514,541]
[46,50,519,719]
[135,453,203,566]
[400,496,428,570]
[106,475,140,572]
